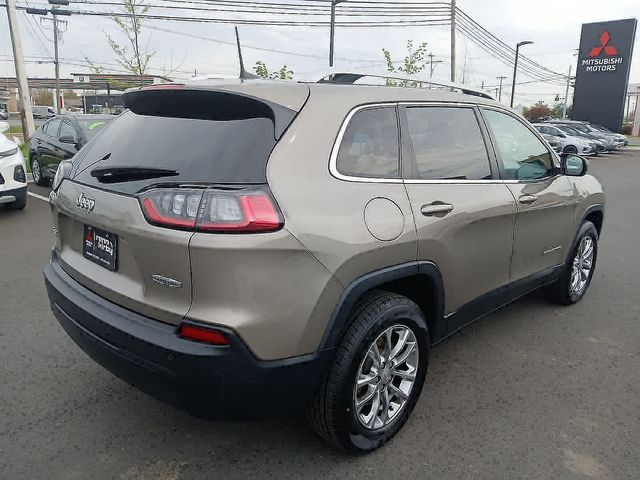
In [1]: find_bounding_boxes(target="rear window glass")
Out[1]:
[77,118,112,140]
[73,110,277,195]
[336,107,400,179]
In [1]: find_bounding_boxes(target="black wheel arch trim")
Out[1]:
[319,261,445,350]
[566,203,603,264]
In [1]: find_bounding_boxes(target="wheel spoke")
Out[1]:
[366,390,381,428]
[388,383,408,401]
[357,373,378,387]
[393,341,417,367]
[392,367,416,381]
[356,386,377,411]
[389,328,409,361]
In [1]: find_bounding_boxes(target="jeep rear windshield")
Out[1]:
[72,90,293,195]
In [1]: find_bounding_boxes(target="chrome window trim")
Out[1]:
[329,102,403,184]
[329,101,563,185]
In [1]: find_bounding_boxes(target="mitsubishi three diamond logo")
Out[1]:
[588,31,619,57]
[582,30,623,72]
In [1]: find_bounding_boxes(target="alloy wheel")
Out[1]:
[32,158,41,183]
[353,325,419,430]
[569,235,594,296]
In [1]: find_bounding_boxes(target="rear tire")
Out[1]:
[564,145,578,155]
[31,156,48,186]
[307,290,429,452]
[544,221,598,305]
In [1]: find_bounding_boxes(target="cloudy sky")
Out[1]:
[1,0,638,106]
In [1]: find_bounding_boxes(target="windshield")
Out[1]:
[78,118,113,140]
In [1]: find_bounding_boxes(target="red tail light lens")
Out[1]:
[178,323,229,346]
[138,186,283,233]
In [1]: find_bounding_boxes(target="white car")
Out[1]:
[0,121,27,210]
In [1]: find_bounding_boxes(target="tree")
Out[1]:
[253,61,293,80]
[382,40,429,87]
[32,89,53,106]
[102,0,155,83]
[522,101,553,122]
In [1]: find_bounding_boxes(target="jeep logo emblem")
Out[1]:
[76,193,95,212]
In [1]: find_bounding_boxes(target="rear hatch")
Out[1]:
[53,83,308,324]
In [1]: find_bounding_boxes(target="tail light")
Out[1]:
[139,186,283,233]
[178,323,229,346]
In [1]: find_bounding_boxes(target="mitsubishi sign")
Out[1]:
[572,18,637,132]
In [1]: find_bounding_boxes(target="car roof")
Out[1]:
[146,78,501,111]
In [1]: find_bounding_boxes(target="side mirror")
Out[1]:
[59,135,77,144]
[562,153,588,176]
[0,121,9,134]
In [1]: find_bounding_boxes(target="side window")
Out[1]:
[404,107,492,180]
[483,109,556,181]
[45,118,62,138]
[59,121,76,140]
[336,107,399,179]
[41,121,51,135]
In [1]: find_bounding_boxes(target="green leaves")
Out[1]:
[253,61,294,80]
[381,40,429,87]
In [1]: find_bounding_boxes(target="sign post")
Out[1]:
[572,18,637,133]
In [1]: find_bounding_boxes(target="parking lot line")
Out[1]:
[28,191,49,202]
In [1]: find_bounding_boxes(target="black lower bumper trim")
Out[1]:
[44,254,332,417]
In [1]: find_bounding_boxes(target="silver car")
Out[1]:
[534,124,596,155]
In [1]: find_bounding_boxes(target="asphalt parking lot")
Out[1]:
[2,147,639,479]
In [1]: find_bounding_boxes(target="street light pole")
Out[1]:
[329,0,345,67]
[510,40,533,108]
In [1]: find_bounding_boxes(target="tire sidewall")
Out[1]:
[336,302,429,451]
[565,222,598,304]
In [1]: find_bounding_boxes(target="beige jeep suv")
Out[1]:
[44,72,604,452]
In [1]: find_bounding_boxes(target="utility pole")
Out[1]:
[52,11,61,113]
[510,40,533,108]
[450,0,456,82]
[481,80,484,90]
[329,0,346,67]
[27,0,70,114]
[562,65,572,119]
[5,0,35,141]
[496,76,507,102]
[427,53,443,79]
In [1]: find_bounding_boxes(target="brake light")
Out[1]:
[139,187,283,233]
[178,323,229,346]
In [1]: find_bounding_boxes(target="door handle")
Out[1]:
[421,202,454,216]
[518,194,538,204]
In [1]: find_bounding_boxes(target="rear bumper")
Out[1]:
[44,253,332,417]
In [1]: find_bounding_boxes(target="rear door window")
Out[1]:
[404,107,492,180]
[336,107,400,179]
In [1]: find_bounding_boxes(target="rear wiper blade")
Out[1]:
[90,166,179,183]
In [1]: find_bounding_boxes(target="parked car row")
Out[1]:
[534,119,627,156]
[28,114,113,186]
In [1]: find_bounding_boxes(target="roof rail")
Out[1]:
[305,68,494,100]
